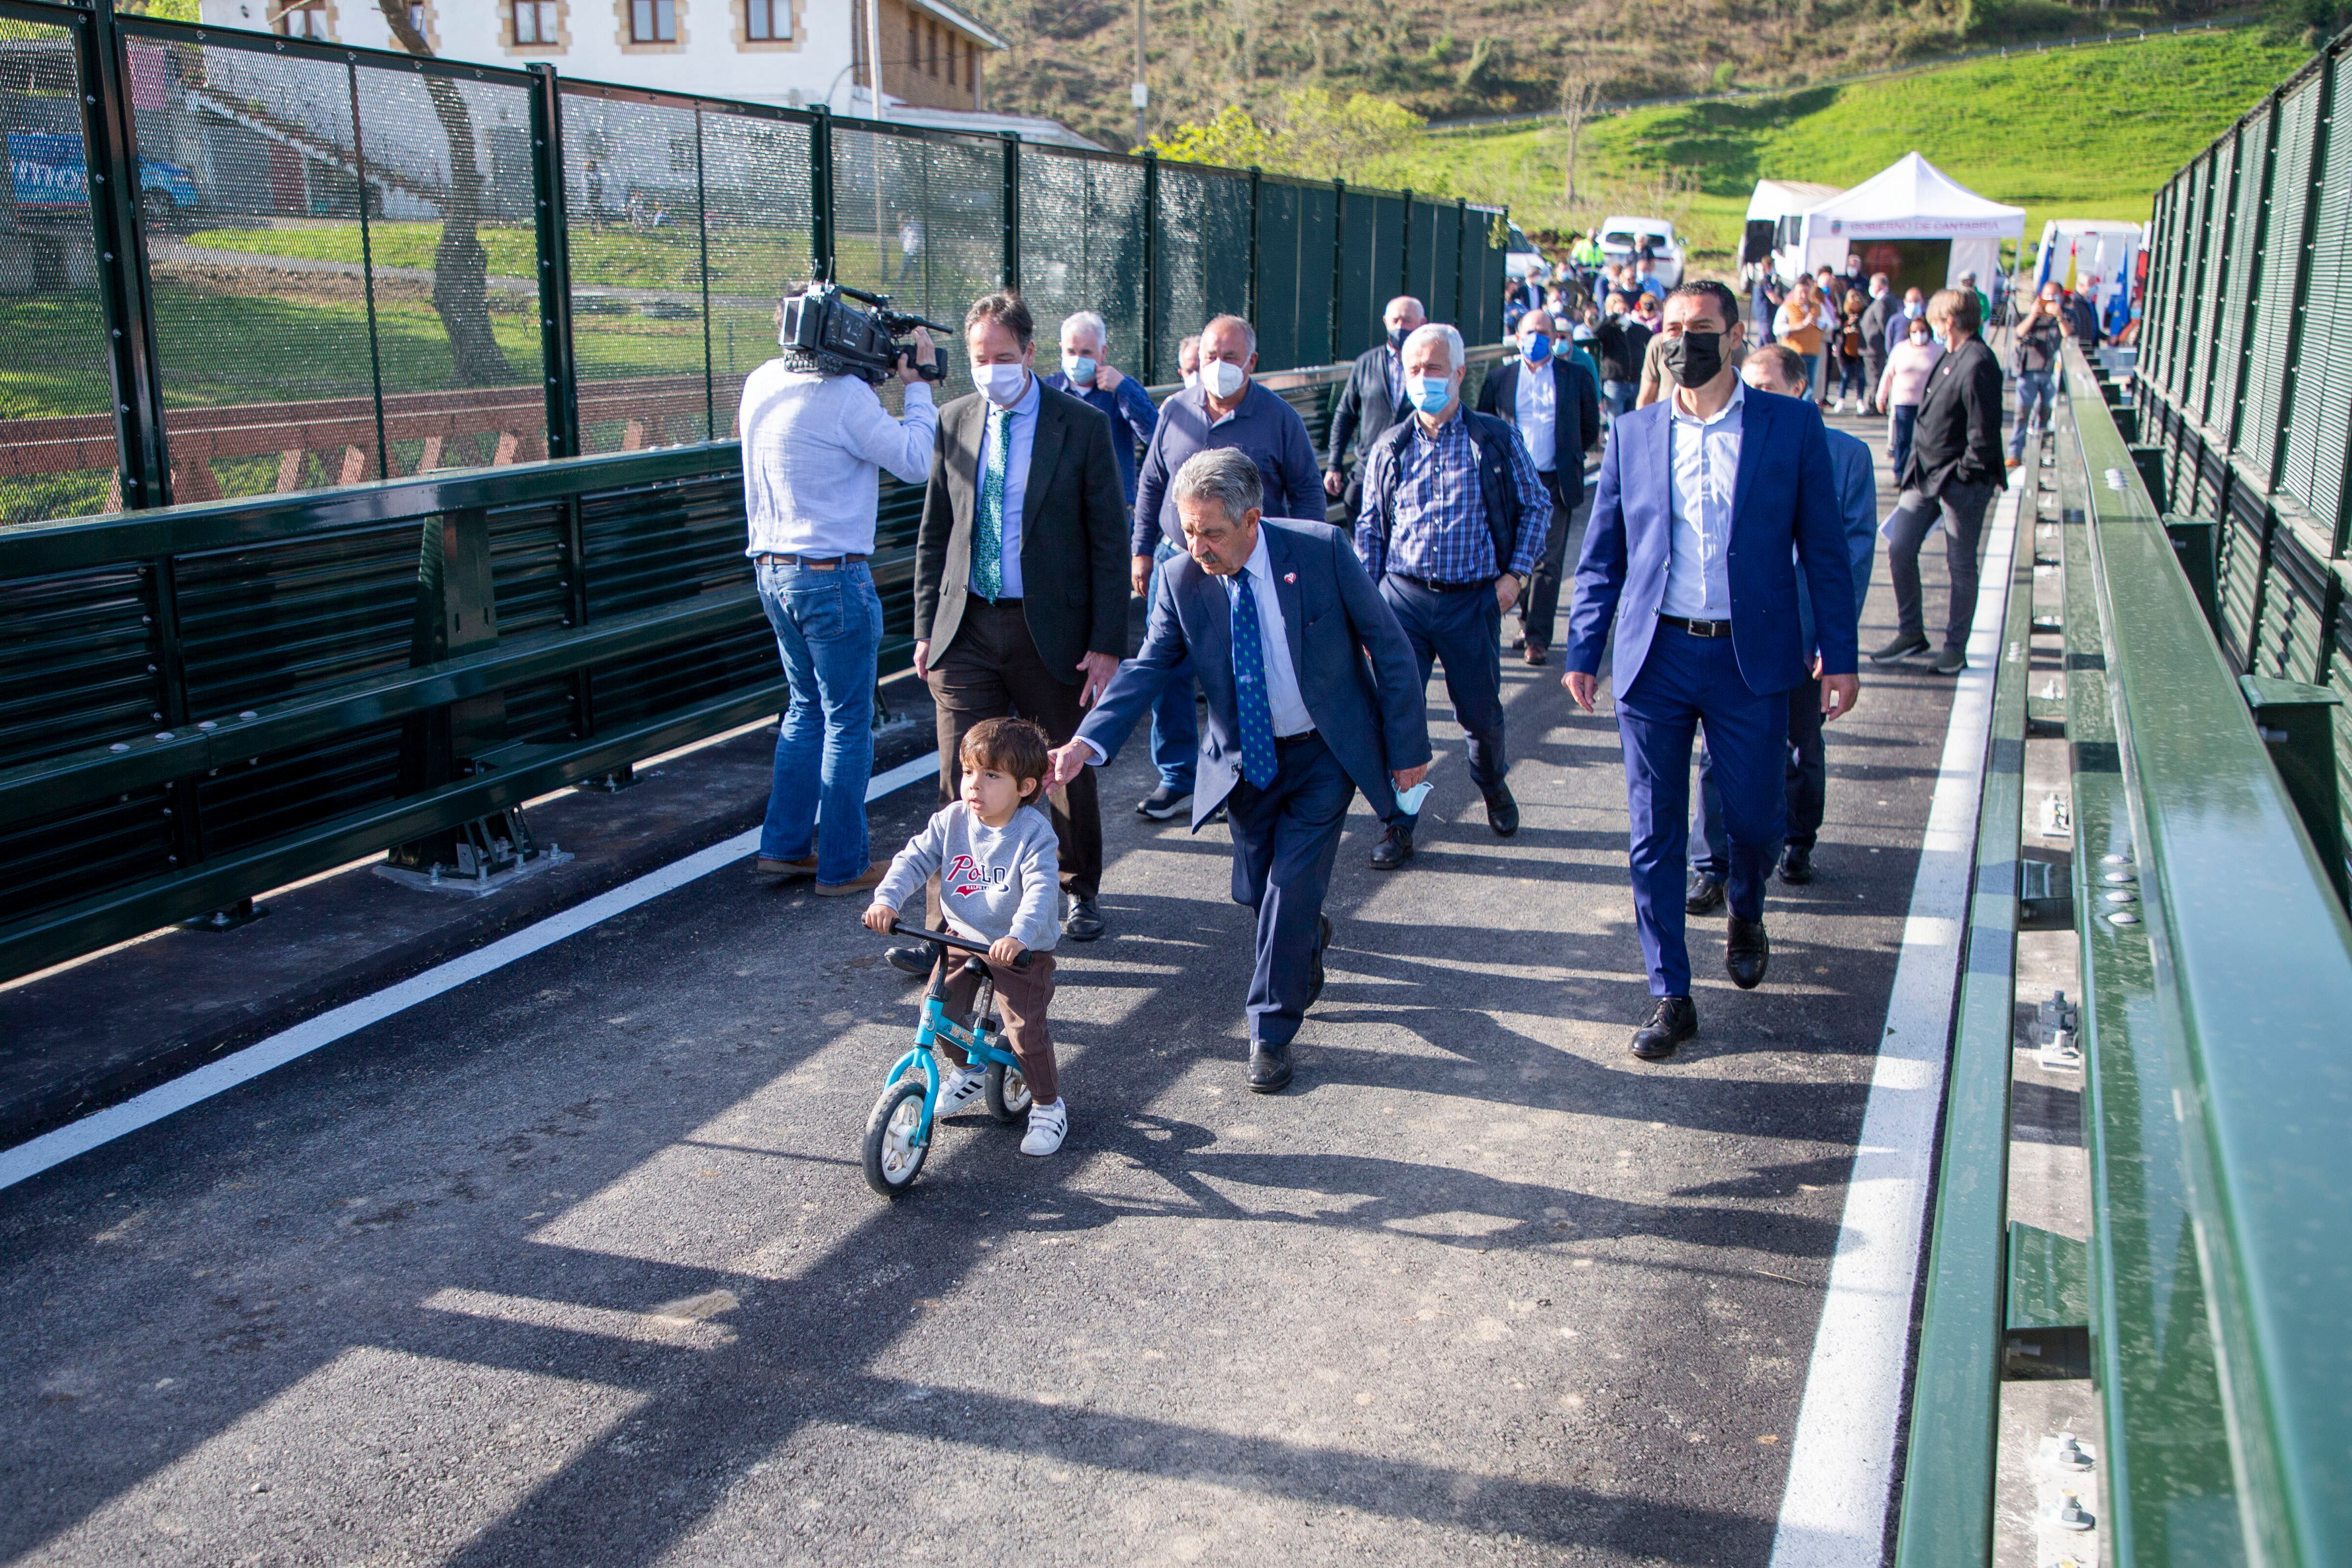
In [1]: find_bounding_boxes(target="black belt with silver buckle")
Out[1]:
[753,552,869,569]
[1391,572,1490,594]
[1659,613,1733,638]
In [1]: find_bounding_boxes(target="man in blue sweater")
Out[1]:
[1125,316,1325,822]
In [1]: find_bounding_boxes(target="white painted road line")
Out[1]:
[0,750,942,1194]
[1767,481,2025,1567]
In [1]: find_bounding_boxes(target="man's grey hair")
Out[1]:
[1170,447,1263,523]
[1202,313,1257,356]
[1403,322,1464,373]
[1384,295,1426,322]
[1060,310,1108,351]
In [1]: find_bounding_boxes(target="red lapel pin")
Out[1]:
[1283,572,1296,584]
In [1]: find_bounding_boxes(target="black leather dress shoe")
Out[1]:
[1778,844,1814,884]
[1370,822,1414,870]
[1726,916,1770,990]
[1247,1040,1293,1093]
[1631,996,1697,1060]
[1063,894,1106,942]
[885,944,932,977]
[1484,784,1520,837]
[1307,914,1332,1007]
[1685,871,1726,915]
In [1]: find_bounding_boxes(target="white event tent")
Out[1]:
[1779,151,2025,292]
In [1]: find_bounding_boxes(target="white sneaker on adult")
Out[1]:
[933,1065,986,1119]
[1020,1100,1067,1157]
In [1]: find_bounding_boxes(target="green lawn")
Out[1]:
[1402,28,2305,264]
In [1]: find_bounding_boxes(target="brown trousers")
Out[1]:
[925,598,1102,905]
[936,950,1059,1106]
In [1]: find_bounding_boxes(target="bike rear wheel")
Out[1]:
[862,1079,930,1196]
[985,1060,1031,1123]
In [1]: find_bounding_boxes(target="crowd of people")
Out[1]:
[736,250,2041,1156]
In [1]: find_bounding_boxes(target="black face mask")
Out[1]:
[1387,325,1410,351]
[1662,329,1726,387]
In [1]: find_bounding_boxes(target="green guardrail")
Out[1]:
[1892,344,2352,1565]
[0,348,1500,986]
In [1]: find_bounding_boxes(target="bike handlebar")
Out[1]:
[886,918,1033,970]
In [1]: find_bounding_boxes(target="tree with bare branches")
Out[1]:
[377,0,514,388]
[1558,69,1600,205]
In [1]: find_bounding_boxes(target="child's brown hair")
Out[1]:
[959,717,1052,794]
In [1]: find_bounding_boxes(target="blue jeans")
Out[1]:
[1889,404,1920,480]
[1146,538,1199,792]
[2009,370,2054,458]
[756,559,882,886]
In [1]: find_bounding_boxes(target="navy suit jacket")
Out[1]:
[1074,518,1431,827]
[1566,387,1858,699]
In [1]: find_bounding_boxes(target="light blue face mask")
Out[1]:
[1407,373,1453,415]
[1061,353,1098,384]
[1905,301,1925,319]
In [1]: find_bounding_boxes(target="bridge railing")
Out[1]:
[1892,343,2352,1566]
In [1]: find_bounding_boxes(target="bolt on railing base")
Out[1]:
[178,896,268,934]
[379,794,570,898]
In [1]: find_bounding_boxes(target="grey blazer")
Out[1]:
[914,379,1131,679]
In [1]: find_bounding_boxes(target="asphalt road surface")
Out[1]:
[1,443,1967,1567]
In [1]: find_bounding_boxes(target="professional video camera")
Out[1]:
[778,281,955,384]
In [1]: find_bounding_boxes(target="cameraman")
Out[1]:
[742,284,938,896]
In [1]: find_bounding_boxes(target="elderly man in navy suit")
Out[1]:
[1048,448,1431,1094]
[1564,280,1862,1061]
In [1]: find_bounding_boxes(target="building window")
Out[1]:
[274,0,329,38]
[906,7,917,81]
[513,0,559,43]
[946,33,956,85]
[746,0,787,38]
[630,0,676,41]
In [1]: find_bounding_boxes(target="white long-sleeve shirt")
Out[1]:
[738,361,936,558]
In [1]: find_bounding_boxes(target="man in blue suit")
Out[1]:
[1049,448,1432,1093]
[1564,281,1862,1061]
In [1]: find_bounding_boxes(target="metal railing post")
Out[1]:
[1399,188,1414,299]
[1001,133,1020,293]
[528,65,580,460]
[78,0,169,509]
[1330,178,1346,363]
[1141,149,1160,384]
[811,104,835,282]
[1246,164,1262,327]
[1454,197,1468,324]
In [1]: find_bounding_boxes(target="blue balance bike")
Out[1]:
[862,919,1032,1197]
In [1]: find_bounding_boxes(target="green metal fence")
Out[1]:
[1893,346,2352,1566]
[0,0,1510,981]
[2133,20,2352,879]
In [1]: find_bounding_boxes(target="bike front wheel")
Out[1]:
[862,1079,931,1197]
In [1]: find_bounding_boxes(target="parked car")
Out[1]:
[1595,216,1684,289]
[7,130,200,230]
[1503,220,1548,285]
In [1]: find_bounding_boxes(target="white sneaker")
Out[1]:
[1020,1100,1067,1157]
[933,1065,986,1119]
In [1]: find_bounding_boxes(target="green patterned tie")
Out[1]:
[972,406,1010,601]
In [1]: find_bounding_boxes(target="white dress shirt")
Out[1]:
[974,371,1040,599]
[1082,524,1309,767]
[1513,360,1558,473]
[739,361,936,558]
[1660,381,1743,621]
[1223,525,1312,737]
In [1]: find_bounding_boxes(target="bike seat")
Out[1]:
[960,956,989,978]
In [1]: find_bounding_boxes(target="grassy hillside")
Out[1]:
[962,0,2225,153]
[1394,27,2304,267]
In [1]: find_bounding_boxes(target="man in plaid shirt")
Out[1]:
[1355,322,1552,870]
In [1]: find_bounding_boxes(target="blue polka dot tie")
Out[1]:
[1229,570,1280,788]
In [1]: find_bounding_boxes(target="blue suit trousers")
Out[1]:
[1225,731,1353,1047]
[1616,623,1789,996]
[1145,539,1199,791]
[1381,573,1508,806]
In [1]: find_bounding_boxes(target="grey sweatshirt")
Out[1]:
[871,801,1062,953]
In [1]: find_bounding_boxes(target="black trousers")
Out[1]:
[1885,479,1998,653]
[926,598,1101,902]
[1519,465,1585,652]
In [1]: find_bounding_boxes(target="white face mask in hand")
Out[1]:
[975,362,1028,406]
[1201,359,1246,400]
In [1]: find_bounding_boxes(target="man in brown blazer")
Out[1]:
[896,291,1129,966]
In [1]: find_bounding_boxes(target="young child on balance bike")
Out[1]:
[862,717,1067,1158]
